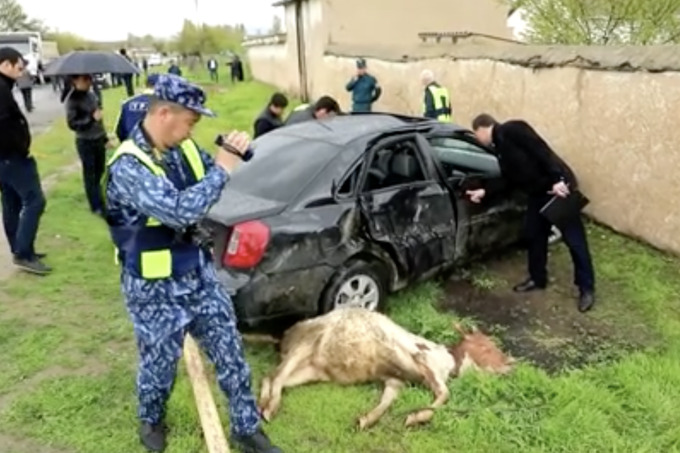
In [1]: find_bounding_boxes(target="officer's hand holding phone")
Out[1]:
[214,131,250,173]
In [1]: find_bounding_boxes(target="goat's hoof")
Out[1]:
[357,416,370,430]
[260,406,273,422]
[404,415,418,427]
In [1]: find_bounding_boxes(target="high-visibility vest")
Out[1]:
[102,139,206,280]
[425,84,452,122]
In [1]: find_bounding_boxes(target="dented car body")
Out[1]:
[205,113,526,328]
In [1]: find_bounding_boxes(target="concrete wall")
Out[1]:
[243,4,301,95]
[324,0,513,47]
[249,43,680,254]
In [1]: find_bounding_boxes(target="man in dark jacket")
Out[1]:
[253,92,288,138]
[168,60,182,77]
[119,48,135,97]
[230,55,244,83]
[0,47,50,275]
[345,58,381,112]
[284,96,341,126]
[66,74,110,216]
[466,113,595,312]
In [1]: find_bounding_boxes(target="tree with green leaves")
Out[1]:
[172,20,244,55]
[508,0,680,44]
[0,0,44,32]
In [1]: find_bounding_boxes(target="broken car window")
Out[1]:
[363,138,427,192]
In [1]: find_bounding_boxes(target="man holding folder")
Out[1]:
[466,114,595,313]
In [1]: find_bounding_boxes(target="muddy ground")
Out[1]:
[440,247,653,374]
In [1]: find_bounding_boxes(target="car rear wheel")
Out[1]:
[320,260,387,314]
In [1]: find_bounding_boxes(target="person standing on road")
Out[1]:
[66,74,110,216]
[114,73,159,142]
[253,92,288,138]
[421,69,452,122]
[0,47,50,275]
[101,74,282,453]
[207,57,219,82]
[345,58,381,112]
[466,114,595,313]
[16,66,34,113]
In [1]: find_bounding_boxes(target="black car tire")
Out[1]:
[319,259,387,315]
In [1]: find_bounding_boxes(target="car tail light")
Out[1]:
[222,220,270,269]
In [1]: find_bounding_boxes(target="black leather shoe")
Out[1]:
[512,279,546,293]
[578,291,595,313]
[139,422,167,452]
[232,428,282,453]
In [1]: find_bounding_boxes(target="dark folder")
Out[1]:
[540,190,589,228]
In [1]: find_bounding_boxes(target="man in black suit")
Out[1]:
[466,114,595,312]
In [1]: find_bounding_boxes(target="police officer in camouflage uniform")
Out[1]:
[101,74,282,453]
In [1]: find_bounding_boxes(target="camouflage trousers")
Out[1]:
[127,273,261,436]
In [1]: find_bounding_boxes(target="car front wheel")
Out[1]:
[320,260,386,314]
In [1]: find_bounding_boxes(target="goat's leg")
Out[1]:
[259,375,273,409]
[258,351,306,413]
[357,378,403,430]
[403,356,450,427]
[261,362,326,422]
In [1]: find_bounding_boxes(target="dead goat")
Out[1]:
[258,308,515,429]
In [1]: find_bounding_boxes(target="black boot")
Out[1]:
[578,290,595,313]
[139,422,167,452]
[232,428,282,453]
[512,278,546,293]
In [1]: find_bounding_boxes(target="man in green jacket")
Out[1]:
[345,58,381,112]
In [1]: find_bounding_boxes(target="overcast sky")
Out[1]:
[18,0,282,41]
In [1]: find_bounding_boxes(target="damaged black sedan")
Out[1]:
[205,113,526,329]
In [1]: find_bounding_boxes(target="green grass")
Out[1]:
[1,80,680,453]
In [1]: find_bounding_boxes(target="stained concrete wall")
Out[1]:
[324,0,513,47]
[247,41,680,255]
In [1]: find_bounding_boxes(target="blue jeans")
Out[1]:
[0,156,46,259]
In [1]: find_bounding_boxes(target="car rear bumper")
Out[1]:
[217,265,336,328]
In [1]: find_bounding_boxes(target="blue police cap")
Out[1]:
[153,74,215,117]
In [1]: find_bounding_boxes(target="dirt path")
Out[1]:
[0,87,77,281]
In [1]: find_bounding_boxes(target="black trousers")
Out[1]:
[525,194,595,292]
[20,88,33,111]
[122,74,134,97]
[75,137,107,213]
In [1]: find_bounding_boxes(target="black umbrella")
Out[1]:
[44,51,140,76]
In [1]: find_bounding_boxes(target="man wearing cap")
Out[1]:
[114,73,160,142]
[102,74,282,453]
[345,58,381,112]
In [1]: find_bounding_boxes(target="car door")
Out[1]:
[357,132,457,282]
[425,131,525,260]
